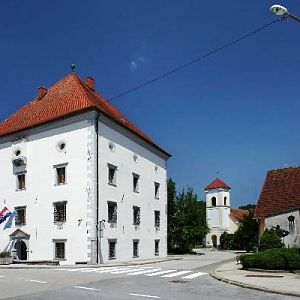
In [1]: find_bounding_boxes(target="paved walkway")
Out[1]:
[211,260,300,298]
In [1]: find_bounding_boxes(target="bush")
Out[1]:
[241,248,300,270]
[219,232,234,250]
[0,252,11,258]
[259,229,283,251]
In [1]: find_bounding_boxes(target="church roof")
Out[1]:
[255,166,300,218]
[0,73,170,157]
[230,208,249,222]
[205,178,231,191]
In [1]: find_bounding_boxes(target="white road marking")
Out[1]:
[74,285,101,292]
[161,271,191,278]
[67,268,96,272]
[94,267,128,273]
[128,268,161,275]
[0,275,5,278]
[182,272,207,279]
[130,293,159,298]
[145,270,177,276]
[29,280,47,284]
[111,268,146,274]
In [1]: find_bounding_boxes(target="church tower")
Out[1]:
[205,178,231,248]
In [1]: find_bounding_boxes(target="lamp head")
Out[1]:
[270,4,288,16]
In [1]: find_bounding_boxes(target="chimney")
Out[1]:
[86,76,95,91]
[37,86,47,100]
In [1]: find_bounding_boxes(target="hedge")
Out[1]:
[241,248,300,270]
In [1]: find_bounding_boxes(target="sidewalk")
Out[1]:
[0,255,183,269]
[211,260,300,298]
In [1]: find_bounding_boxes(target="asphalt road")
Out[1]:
[0,251,297,300]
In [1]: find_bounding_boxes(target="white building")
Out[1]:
[205,178,248,247]
[255,166,300,248]
[0,73,171,264]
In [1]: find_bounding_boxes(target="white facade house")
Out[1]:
[0,73,171,264]
[255,166,300,248]
[205,178,248,247]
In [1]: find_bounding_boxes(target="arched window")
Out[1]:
[212,197,216,207]
[224,196,227,206]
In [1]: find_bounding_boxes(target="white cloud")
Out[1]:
[129,57,145,71]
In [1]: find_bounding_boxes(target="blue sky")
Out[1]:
[0,1,299,206]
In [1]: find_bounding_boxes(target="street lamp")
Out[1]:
[270,4,300,23]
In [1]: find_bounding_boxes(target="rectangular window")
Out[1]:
[55,166,66,185]
[15,206,26,226]
[155,239,160,256]
[133,206,141,225]
[108,239,116,259]
[53,240,66,260]
[154,210,160,229]
[133,173,140,193]
[133,240,139,258]
[154,182,160,199]
[17,173,26,190]
[108,164,117,186]
[107,202,117,223]
[53,202,67,223]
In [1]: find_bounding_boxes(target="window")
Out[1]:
[108,164,117,186]
[108,239,116,259]
[133,206,140,225]
[53,240,66,260]
[15,206,26,226]
[55,165,66,185]
[53,202,67,223]
[133,240,139,258]
[288,215,295,234]
[108,202,117,223]
[155,240,160,256]
[154,182,160,199]
[133,173,140,193]
[17,173,26,190]
[212,197,216,207]
[224,197,227,206]
[154,210,160,229]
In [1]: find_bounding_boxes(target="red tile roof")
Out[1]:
[205,178,231,190]
[255,166,300,218]
[230,208,249,222]
[0,73,170,156]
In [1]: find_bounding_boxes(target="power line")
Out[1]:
[107,19,279,102]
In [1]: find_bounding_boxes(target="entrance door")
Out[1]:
[15,240,27,260]
[211,235,217,248]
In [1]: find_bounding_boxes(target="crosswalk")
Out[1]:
[56,265,207,280]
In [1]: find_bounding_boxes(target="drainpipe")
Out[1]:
[95,114,100,264]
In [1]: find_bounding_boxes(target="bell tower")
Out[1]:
[205,178,231,248]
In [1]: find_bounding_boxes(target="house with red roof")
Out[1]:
[255,166,300,248]
[205,178,248,247]
[0,73,171,264]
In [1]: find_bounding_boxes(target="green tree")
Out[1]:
[259,228,283,251]
[232,215,258,252]
[167,178,177,251]
[169,186,209,252]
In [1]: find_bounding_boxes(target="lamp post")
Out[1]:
[270,4,300,23]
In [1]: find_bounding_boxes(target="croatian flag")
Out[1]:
[4,211,17,230]
[0,207,11,225]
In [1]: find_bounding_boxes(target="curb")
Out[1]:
[0,256,183,270]
[210,265,300,298]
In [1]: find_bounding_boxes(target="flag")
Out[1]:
[4,211,17,230]
[0,207,11,225]
[0,207,8,218]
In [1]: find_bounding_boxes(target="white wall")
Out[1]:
[265,210,300,248]
[98,119,168,262]
[0,118,90,264]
